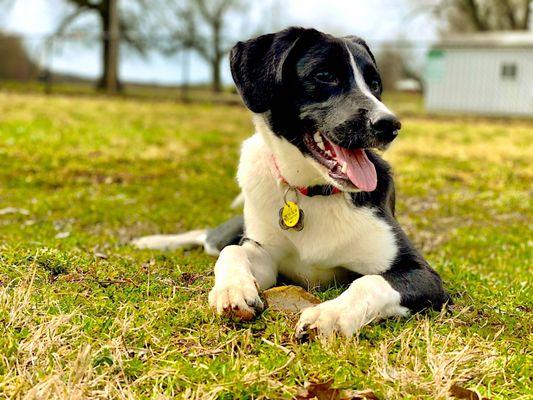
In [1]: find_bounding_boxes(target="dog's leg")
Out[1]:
[131,216,244,256]
[131,230,208,251]
[209,240,277,321]
[295,275,408,338]
[295,265,449,338]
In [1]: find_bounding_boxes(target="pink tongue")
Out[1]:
[330,144,377,191]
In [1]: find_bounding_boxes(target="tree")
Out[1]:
[376,42,425,92]
[376,44,406,92]
[166,0,246,92]
[57,0,148,92]
[414,0,531,33]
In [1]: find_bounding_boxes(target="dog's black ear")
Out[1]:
[230,27,319,113]
[344,35,377,65]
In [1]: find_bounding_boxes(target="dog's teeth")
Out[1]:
[341,162,347,174]
[314,132,321,143]
[325,150,332,157]
[317,141,325,151]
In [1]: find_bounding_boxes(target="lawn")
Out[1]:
[0,91,531,399]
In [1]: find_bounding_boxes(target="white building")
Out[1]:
[424,32,533,116]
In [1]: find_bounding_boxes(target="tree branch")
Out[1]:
[521,0,531,29]
[460,0,488,31]
[494,0,517,29]
[54,6,91,37]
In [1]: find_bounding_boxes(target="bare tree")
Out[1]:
[57,0,148,92]
[376,45,406,92]
[376,42,426,92]
[414,0,531,33]
[166,0,246,92]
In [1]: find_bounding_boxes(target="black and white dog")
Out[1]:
[134,27,451,337]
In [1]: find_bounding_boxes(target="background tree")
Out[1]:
[414,0,531,33]
[375,40,425,93]
[57,0,149,92]
[376,44,406,92]
[166,0,247,92]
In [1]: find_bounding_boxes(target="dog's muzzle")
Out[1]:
[370,112,402,144]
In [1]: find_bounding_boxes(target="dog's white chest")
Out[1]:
[238,134,398,288]
[275,195,397,287]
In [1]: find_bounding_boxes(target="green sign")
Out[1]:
[425,50,446,82]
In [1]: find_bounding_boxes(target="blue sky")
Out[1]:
[2,0,438,85]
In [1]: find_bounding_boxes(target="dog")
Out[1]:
[133,27,451,337]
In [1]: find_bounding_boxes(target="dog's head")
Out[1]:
[230,27,401,192]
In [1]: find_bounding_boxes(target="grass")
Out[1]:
[0,80,242,105]
[0,89,531,399]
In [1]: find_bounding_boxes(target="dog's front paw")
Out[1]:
[208,280,263,321]
[295,299,366,339]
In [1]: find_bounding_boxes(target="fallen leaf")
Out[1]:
[450,384,490,400]
[296,380,340,400]
[296,380,380,400]
[263,285,321,313]
[344,389,380,400]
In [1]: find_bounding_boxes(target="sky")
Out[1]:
[1,0,438,85]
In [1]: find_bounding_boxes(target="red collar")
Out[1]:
[270,156,342,197]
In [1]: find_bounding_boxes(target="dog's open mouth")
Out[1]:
[303,132,377,192]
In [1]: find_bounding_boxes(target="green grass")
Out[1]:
[0,79,242,105]
[0,91,531,399]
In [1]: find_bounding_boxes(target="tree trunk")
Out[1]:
[524,0,531,30]
[212,57,222,92]
[97,0,120,92]
[461,0,488,31]
[211,18,222,93]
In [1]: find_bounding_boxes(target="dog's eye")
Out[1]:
[315,71,336,83]
[369,79,381,93]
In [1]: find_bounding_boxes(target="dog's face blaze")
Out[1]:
[230,27,402,192]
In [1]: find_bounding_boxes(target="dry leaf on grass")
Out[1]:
[262,285,321,313]
[344,389,380,400]
[296,380,340,400]
[450,384,490,400]
[296,380,379,400]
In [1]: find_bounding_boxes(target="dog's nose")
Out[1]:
[371,114,401,142]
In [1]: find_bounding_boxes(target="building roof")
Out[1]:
[433,31,533,49]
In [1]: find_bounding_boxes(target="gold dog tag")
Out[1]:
[282,201,299,227]
[279,201,304,231]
